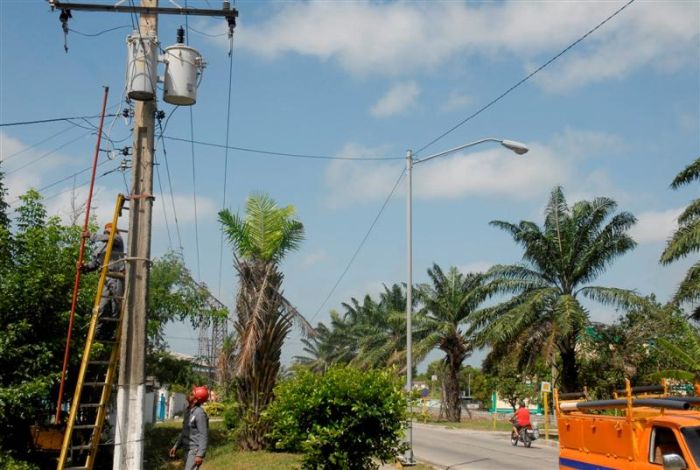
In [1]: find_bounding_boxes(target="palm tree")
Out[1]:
[414,264,489,421]
[660,157,700,319]
[472,187,643,392]
[219,193,311,450]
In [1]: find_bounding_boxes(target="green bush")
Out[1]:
[265,366,408,469]
[222,400,241,431]
[0,454,40,470]
[203,401,225,417]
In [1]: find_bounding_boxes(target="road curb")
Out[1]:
[412,422,560,448]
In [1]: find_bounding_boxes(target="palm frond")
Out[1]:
[670,157,700,189]
[577,286,647,310]
[660,220,700,264]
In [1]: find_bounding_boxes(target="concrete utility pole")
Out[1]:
[114,1,157,467]
[47,2,237,467]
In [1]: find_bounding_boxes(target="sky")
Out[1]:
[1,0,699,371]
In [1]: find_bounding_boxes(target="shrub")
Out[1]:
[203,401,225,417]
[222,400,241,431]
[266,366,407,469]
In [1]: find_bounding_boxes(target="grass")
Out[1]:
[144,420,302,470]
[144,420,434,469]
[417,417,514,432]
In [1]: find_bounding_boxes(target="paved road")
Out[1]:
[411,423,559,469]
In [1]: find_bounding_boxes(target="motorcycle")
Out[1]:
[510,420,539,448]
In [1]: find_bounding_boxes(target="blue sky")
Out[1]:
[1,1,699,369]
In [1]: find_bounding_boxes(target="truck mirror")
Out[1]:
[662,453,687,470]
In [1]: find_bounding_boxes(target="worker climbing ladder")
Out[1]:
[57,194,128,470]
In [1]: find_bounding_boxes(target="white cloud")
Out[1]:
[1,131,89,206]
[154,194,217,229]
[370,82,420,117]
[301,249,328,268]
[459,261,493,274]
[325,129,633,207]
[441,91,472,113]
[228,1,698,89]
[630,207,683,244]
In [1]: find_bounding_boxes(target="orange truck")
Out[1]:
[555,381,700,470]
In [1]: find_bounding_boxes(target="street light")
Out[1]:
[403,138,529,464]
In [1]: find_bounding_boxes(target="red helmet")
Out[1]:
[192,386,209,404]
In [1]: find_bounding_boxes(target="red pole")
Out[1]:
[55,86,110,423]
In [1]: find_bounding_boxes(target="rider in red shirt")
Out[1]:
[511,401,531,437]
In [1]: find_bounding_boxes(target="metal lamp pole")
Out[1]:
[404,138,528,464]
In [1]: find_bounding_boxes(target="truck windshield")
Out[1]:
[682,426,700,467]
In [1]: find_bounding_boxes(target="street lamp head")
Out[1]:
[500,139,529,155]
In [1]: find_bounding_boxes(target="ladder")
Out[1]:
[57,194,128,470]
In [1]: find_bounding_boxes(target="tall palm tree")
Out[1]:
[414,265,489,421]
[472,187,643,392]
[660,157,700,319]
[219,193,310,450]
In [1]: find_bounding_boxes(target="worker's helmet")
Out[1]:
[104,222,113,232]
[193,386,209,404]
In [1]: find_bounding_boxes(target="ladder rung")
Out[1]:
[79,403,104,408]
[83,382,109,387]
[106,272,125,279]
[65,467,89,470]
[88,360,110,365]
[73,424,97,430]
[99,317,120,322]
[100,294,124,299]
[70,444,93,450]
[95,340,118,345]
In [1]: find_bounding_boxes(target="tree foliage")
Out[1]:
[472,187,643,392]
[266,367,407,469]
[660,157,700,319]
[219,193,310,450]
[413,264,489,421]
[0,188,93,456]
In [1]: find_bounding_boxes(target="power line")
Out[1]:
[187,25,226,38]
[0,114,119,128]
[217,30,235,298]
[153,146,174,250]
[5,131,93,176]
[415,0,637,156]
[2,124,77,162]
[162,135,402,161]
[188,107,202,281]
[69,25,132,37]
[310,168,406,323]
[156,114,184,251]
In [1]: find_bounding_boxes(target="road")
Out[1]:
[411,423,559,469]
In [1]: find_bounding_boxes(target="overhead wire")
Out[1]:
[184,5,203,281]
[162,135,402,161]
[0,114,119,128]
[1,124,77,163]
[217,28,236,298]
[156,113,185,252]
[187,25,226,38]
[309,168,406,324]
[69,25,132,37]
[414,0,637,156]
[5,131,93,176]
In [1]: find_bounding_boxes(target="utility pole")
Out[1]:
[47,2,237,469]
[114,1,157,468]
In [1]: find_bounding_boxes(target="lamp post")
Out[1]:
[404,138,528,464]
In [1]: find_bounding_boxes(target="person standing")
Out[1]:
[170,386,209,469]
[80,222,125,338]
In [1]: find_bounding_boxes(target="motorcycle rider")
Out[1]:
[511,401,531,439]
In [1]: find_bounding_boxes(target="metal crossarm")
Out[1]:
[57,194,127,470]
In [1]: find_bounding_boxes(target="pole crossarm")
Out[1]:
[48,1,238,21]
